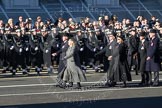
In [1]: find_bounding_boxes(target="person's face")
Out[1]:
[62,36,68,41]
[52,28,57,34]
[96,31,100,35]
[32,31,36,35]
[37,17,41,22]
[131,31,136,36]
[69,18,73,22]
[104,16,109,20]
[126,19,130,24]
[152,17,156,21]
[115,24,121,29]
[117,37,122,44]
[140,36,144,41]
[108,35,115,41]
[68,40,73,46]
[77,31,81,36]
[17,32,21,37]
[149,33,155,38]
[19,17,23,22]
[21,29,25,35]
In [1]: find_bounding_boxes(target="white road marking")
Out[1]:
[0,79,162,88]
[0,86,162,97]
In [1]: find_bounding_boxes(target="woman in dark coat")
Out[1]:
[57,38,86,89]
[108,36,132,87]
[138,32,149,86]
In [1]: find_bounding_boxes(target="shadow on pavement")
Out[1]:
[2,96,162,108]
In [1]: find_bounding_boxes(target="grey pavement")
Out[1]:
[0,70,162,108]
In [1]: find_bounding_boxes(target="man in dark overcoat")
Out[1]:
[146,29,161,86]
[127,28,140,75]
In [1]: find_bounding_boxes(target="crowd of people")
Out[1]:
[0,14,161,88]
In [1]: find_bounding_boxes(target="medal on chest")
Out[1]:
[109,46,112,49]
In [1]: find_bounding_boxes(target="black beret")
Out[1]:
[139,31,146,37]
[117,36,125,41]
[150,29,156,33]
[107,31,116,37]
[131,28,136,32]
[62,33,69,37]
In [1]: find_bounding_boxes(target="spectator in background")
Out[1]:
[25,18,33,31]
[149,16,156,28]
[6,18,15,32]
[104,15,109,27]
[0,20,5,33]
[16,16,24,28]
[34,16,44,31]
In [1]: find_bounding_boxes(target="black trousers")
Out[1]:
[24,51,31,67]
[0,49,4,68]
[103,56,109,72]
[141,71,148,83]
[147,71,159,85]
[30,50,42,68]
[3,48,12,68]
[13,51,26,70]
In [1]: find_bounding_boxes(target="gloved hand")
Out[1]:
[45,50,49,53]
[19,48,22,53]
[100,46,103,50]
[80,48,84,51]
[93,48,96,52]
[57,44,59,48]
[25,47,29,51]
[35,47,38,51]
[10,46,14,50]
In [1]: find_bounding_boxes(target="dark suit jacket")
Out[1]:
[128,35,139,55]
[96,40,117,57]
[146,36,160,71]
[138,39,149,72]
[56,41,69,73]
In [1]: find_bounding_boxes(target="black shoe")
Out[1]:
[135,71,138,75]
[105,81,116,87]
[58,84,66,89]
[48,70,54,75]
[12,72,16,76]
[145,81,152,86]
[27,68,30,72]
[68,82,73,87]
[73,82,81,89]
[110,82,116,87]
[123,82,127,87]
[2,70,6,73]
[37,71,41,76]
[23,72,28,75]
[12,70,16,76]
[104,82,110,87]
[55,84,60,87]
[152,82,159,87]
[139,81,145,86]
[58,81,67,89]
